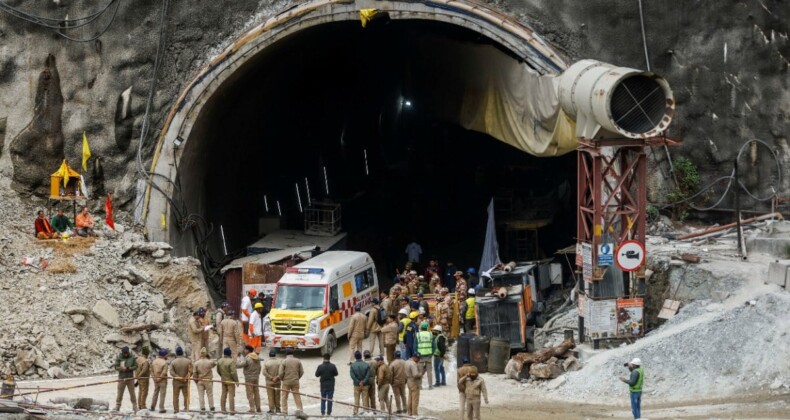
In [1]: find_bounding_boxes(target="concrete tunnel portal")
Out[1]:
[144,0,615,285]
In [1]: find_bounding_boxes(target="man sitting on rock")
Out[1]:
[34,210,59,239]
[75,206,96,237]
[50,208,74,235]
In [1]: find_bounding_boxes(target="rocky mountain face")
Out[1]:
[0,0,785,212]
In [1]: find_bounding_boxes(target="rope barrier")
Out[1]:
[11,375,421,419]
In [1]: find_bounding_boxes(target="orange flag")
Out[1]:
[105,194,115,230]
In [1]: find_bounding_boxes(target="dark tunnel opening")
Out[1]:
[175,19,577,288]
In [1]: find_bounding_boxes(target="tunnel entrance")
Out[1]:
[173,18,575,282]
[144,0,581,291]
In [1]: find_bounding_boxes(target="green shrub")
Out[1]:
[668,157,701,221]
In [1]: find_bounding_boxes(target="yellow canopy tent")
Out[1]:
[50,160,83,198]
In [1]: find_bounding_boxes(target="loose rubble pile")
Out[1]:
[0,190,213,380]
[534,233,790,401]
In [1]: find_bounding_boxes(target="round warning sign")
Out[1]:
[615,240,646,272]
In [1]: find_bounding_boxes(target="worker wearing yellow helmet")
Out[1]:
[249,302,265,351]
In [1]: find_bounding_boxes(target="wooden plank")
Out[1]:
[657,299,681,320]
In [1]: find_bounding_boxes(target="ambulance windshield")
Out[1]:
[274,285,326,310]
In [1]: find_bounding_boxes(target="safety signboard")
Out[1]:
[598,243,614,266]
[615,240,646,272]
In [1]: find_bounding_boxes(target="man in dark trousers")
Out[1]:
[350,351,371,415]
[114,346,138,412]
[314,353,339,416]
[620,358,645,420]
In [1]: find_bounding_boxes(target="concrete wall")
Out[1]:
[0,0,786,214]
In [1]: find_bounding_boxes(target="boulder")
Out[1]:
[504,358,520,380]
[152,265,211,316]
[149,331,182,352]
[144,310,165,326]
[155,256,172,265]
[104,333,123,343]
[34,355,50,370]
[529,362,564,379]
[40,335,65,363]
[547,375,566,390]
[47,366,68,379]
[92,300,120,327]
[151,249,166,258]
[63,306,90,316]
[122,280,133,292]
[70,314,86,324]
[562,356,580,372]
[14,350,36,375]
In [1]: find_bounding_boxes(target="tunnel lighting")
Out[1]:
[323,166,330,196]
[404,100,412,107]
[264,195,269,212]
[220,224,228,256]
[173,136,184,148]
[363,149,369,176]
[295,183,303,213]
[276,200,282,216]
[304,177,312,205]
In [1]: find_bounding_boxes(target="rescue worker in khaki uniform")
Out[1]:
[406,353,424,416]
[389,350,407,414]
[193,347,216,412]
[114,346,138,412]
[367,298,385,356]
[169,347,192,413]
[381,315,399,364]
[348,304,367,364]
[263,349,282,413]
[188,310,205,362]
[457,357,474,420]
[238,345,262,413]
[135,347,150,411]
[458,366,488,420]
[219,310,242,358]
[149,349,169,413]
[376,355,392,413]
[278,347,304,415]
[217,347,239,414]
[364,350,378,411]
[199,308,211,355]
[435,288,452,330]
[349,351,370,415]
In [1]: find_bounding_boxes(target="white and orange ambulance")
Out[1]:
[263,251,378,354]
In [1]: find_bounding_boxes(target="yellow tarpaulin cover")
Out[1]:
[359,9,378,28]
[411,35,578,157]
[52,160,80,188]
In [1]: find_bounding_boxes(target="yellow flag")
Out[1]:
[58,160,70,188]
[82,131,91,172]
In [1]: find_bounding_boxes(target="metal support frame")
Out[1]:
[576,136,678,298]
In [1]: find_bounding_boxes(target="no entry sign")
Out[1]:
[615,240,645,272]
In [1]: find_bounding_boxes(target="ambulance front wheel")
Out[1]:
[321,332,337,356]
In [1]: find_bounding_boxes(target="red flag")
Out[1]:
[105,194,115,230]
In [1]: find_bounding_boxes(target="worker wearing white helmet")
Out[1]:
[620,358,645,419]
[461,288,476,334]
[431,325,447,387]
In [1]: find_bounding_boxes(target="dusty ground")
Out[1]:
[15,338,790,419]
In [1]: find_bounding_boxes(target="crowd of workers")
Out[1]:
[111,259,488,418]
[34,207,96,239]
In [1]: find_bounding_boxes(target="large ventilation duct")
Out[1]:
[558,59,674,139]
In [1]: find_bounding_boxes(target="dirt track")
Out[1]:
[15,337,790,419]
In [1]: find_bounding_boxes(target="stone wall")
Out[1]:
[0,0,786,212]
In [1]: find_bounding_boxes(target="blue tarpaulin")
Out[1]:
[479,198,502,277]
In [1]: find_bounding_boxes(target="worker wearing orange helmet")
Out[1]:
[241,289,257,344]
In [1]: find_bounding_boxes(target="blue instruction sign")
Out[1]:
[598,243,614,266]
